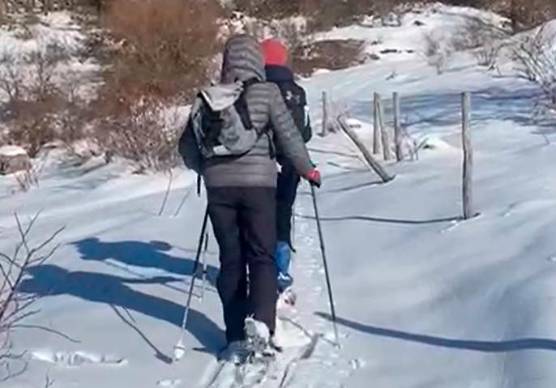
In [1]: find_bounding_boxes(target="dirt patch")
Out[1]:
[293,39,366,76]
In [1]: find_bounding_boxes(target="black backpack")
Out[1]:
[276,82,312,143]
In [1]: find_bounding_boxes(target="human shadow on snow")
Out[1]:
[72,238,219,283]
[317,312,556,352]
[19,265,225,353]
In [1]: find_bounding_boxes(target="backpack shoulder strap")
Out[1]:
[235,78,260,130]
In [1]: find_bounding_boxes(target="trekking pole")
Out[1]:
[200,232,209,301]
[310,184,340,346]
[173,206,210,361]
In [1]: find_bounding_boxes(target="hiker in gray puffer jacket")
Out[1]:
[179,34,321,358]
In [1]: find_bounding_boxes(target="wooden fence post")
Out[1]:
[337,115,395,183]
[373,92,381,155]
[462,92,474,220]
[393,92,402,161]
[321,91,328,137]
[377,95,392,160]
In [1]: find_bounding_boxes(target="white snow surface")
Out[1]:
[3,5,556,388]
[0,11,100,103]
[314,3,510,61]
[0,145,27,156]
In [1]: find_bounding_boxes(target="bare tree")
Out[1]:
[0,213,64,382]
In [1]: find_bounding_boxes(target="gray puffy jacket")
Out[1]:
[179,34,313,188]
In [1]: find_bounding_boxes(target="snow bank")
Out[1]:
[0,145,26,156]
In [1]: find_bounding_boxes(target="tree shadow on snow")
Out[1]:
[72,238,219,284]
[19,265,225,354]
[350,87,556,132]
[298,180,384,196]
[316,312,556,352]
[299,214,461,225]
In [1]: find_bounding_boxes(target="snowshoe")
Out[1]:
[244,317,275,362]
[218,341,250,365]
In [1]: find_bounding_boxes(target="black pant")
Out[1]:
[207,187,277,343]
[276,161,301,244]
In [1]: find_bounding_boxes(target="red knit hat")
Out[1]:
[261,39,288,66]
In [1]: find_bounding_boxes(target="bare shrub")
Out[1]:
[513,24,556,110]
[89,0,220,170]
[423,31,452,74]
[102,0,221,101]
[452,17,510,51]
[14,164,39,192]
[474,43,504,70]
[0,214,64,382]
[451,16,511,69]
[94,97,182,172]
[0,44,71,157]
[423,14,511,74]
[0,51,24,104]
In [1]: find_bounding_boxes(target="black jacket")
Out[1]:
[265,65,312,146]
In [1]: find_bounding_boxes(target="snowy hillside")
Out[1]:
[3,3,556,388]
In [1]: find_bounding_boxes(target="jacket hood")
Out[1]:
[221,34,266,84]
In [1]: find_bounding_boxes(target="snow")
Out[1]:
[0,145,27,156]
[313,3,510,61]
[0,11,100,104]
[3,4,556,388]
[220,12,308,44]
[0,11,85,58]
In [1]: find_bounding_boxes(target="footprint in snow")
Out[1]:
[349,358,367,370]
[156,379,182,388]
[31,349,127,367]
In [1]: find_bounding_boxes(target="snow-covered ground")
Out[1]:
[3,4,556,388]
[313,3,510,62]
[0,11,99,105]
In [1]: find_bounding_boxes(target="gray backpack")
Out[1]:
[190,81,260,158]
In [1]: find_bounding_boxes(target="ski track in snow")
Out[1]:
[31,349,127,367]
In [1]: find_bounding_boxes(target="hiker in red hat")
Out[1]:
[261,38,315,296]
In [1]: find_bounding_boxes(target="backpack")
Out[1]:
[190,80,260,158]
[276,82,312,143]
